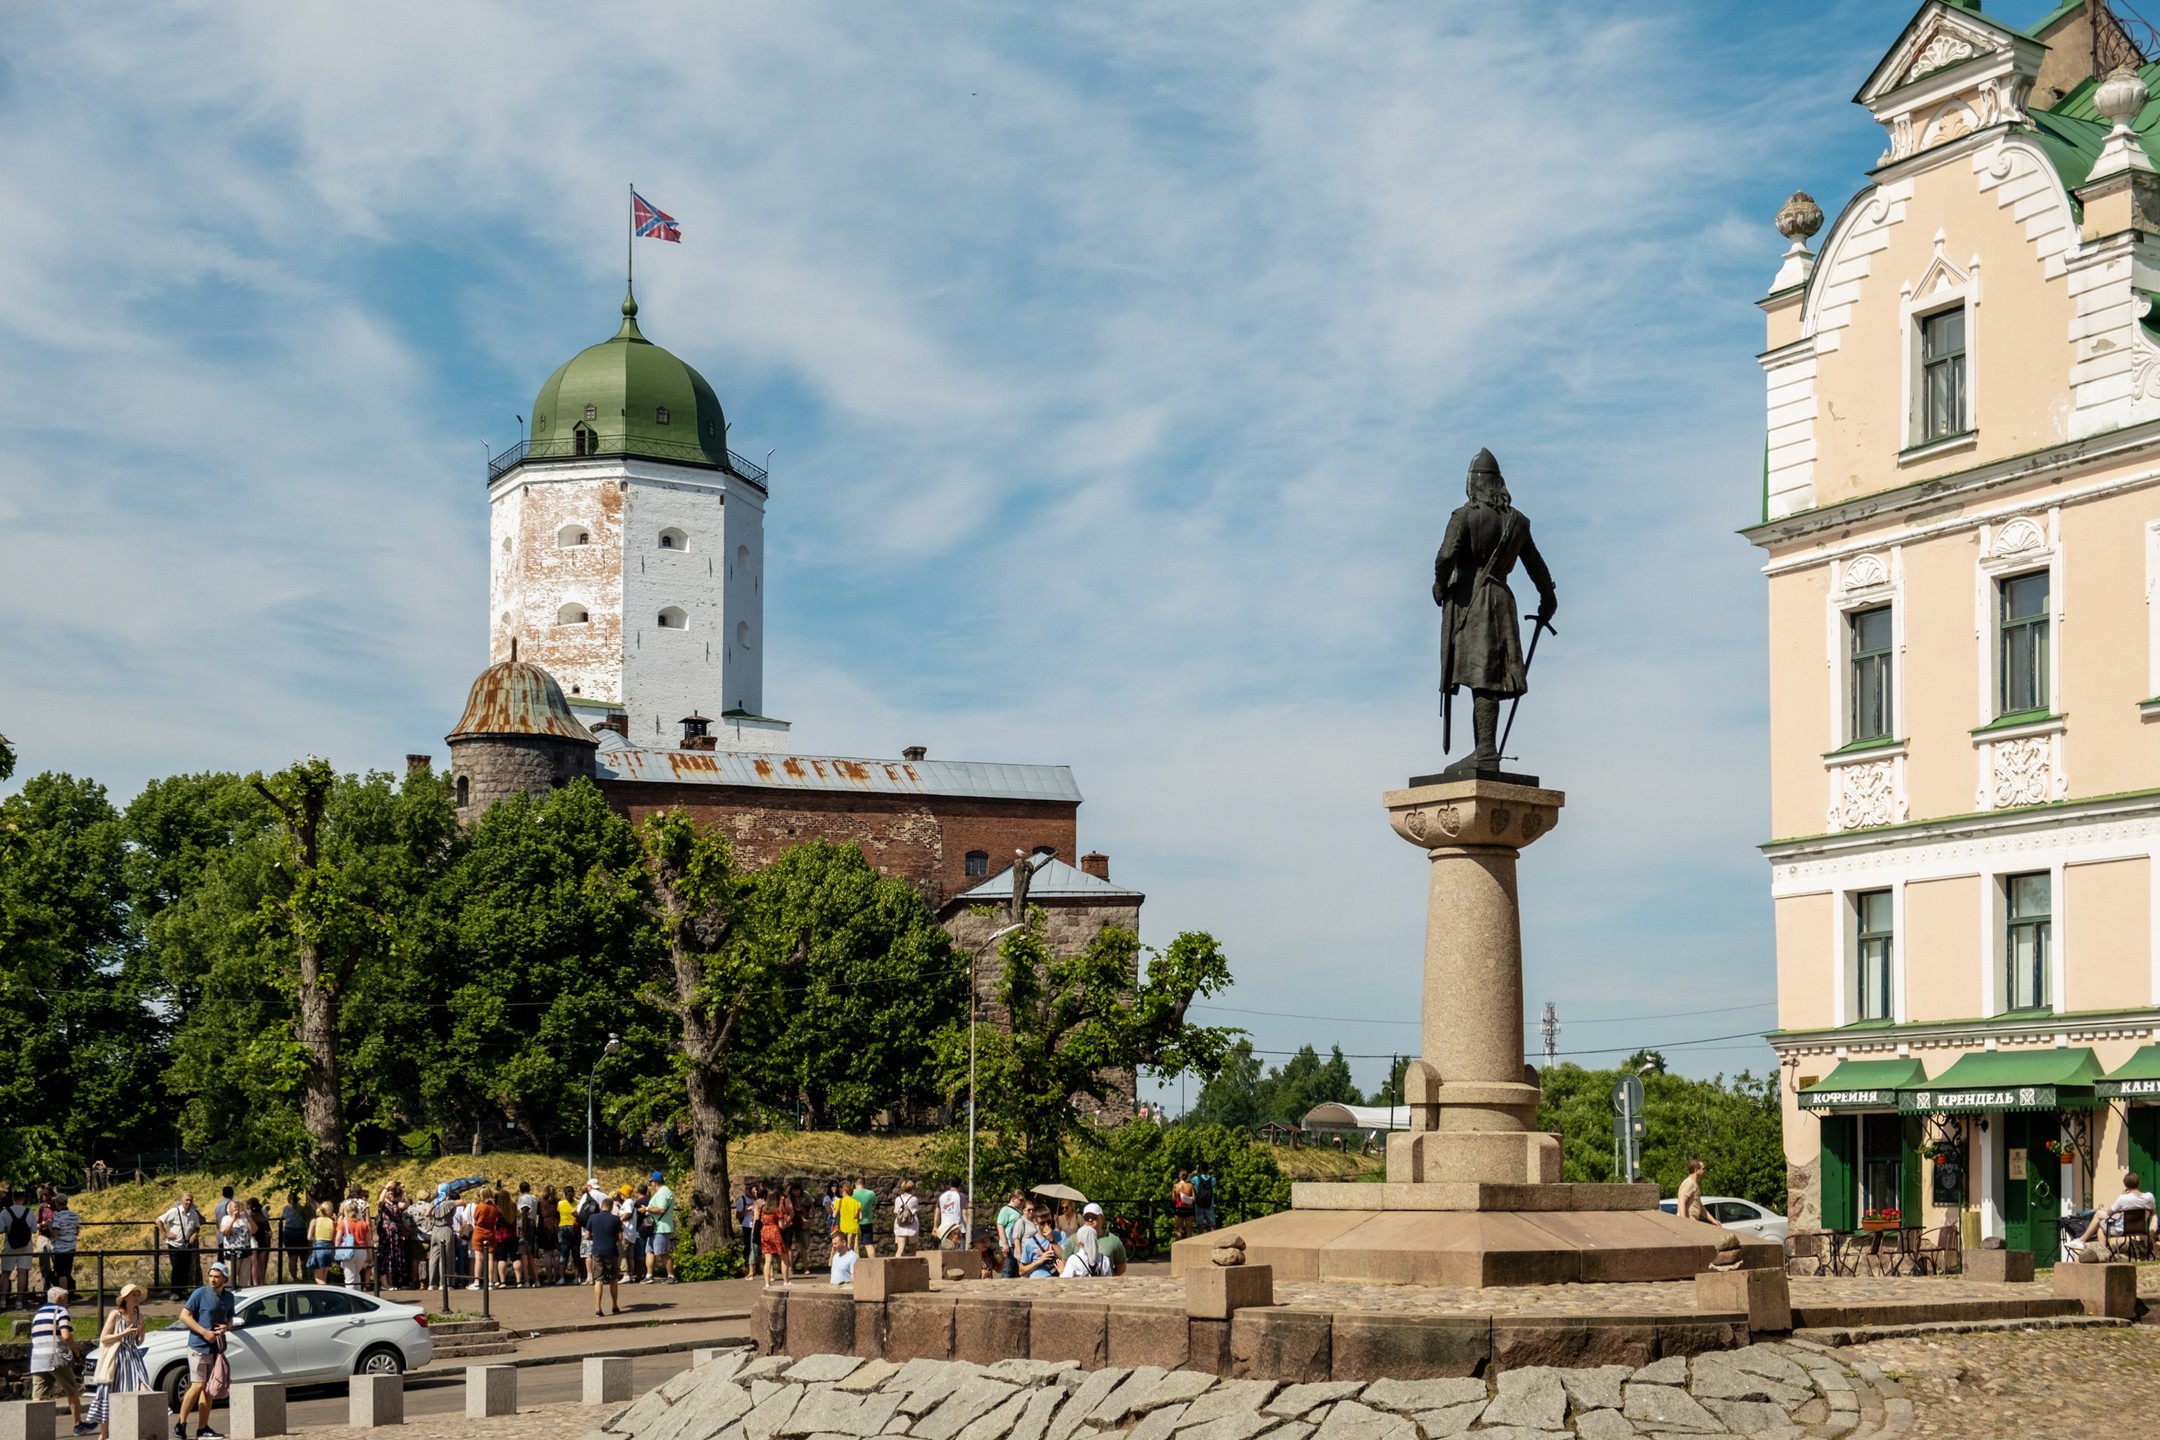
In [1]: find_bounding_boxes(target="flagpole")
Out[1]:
[627,182,635,297]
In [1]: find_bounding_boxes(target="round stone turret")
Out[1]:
[446,657,598,816]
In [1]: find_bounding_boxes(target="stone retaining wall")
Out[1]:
[751,1289,1749,1380]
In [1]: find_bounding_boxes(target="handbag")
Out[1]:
[205,1350,232,1402]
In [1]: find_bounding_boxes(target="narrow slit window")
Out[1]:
[1850,606,1893,741]
[1920,307,1966,441]
[1998,571,2050,716]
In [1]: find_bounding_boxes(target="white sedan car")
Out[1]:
[1659,1195,1789,1244]
[145,1287,433,1405]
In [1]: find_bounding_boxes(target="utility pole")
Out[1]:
[1540,1002,1559,1073]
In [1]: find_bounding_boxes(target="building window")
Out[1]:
[455,775,470,808]
[735,619,750,649]
[584,404,598,421]
[658,528,687,551]
[574,424,598,457]
[2006,871,2052,1012]
[1855,889,1892,1021]
[655,406,670,424]
[658,606,688,630]
[965,850,989,877]
[1850,605,1893,742]
[556,524,591,547]
[1999,571,2050,716]
[1920,307,1966,441]
[556,603,589,625]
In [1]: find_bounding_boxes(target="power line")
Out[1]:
[1192,999,1775,1028]
[1242,1028,1773,1061]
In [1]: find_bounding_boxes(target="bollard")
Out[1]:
[349,1373,404,1428]
[466,1365,517,1419]
[583,1357,633,1405]
[109,1393,166,1440]
[231,1383,287,1440]
[1,1401,56,1440]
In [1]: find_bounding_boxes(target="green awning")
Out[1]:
[1798,1057,1926,1112]
[1901,1047,2102,1113]
[2098,1045,2160,1100]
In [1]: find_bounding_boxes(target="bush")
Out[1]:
[1062,1121,1290,1246]
[673,1244,748,1282]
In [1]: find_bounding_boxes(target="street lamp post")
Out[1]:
[587,1032,621,1182]
[966,923,1023,1246]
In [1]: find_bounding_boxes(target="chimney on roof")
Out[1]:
[679,714,717,752]
[594,712,629,740]
[405,754,432,778]
[1080,852,1110,882]
[902,745,927,761]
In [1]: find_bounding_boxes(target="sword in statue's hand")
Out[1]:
[1496,613,1555,761]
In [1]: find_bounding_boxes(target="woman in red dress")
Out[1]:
[757,1185,793,1286]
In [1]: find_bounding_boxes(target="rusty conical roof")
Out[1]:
[447,660,598,745]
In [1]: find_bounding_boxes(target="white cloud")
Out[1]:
[0,0,1896,1086]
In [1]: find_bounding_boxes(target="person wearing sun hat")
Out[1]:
[86,1283,149,1439]
[645,1170,677,1283]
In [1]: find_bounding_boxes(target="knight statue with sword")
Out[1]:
[1433,448,1558,781]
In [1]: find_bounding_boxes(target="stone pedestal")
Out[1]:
[1164,774,1784,1286]
[108,1394,165,1440]
[349,1374,403,1428]
[2,1401,55,1440]
[1963,1248,2034,1283]
[1383,780,1563,1187]
[1695,1266,1792,1333]
[465,1366,517,1419]
[583,1356,633,1405]
[230,1384,287,1440]
[2052,1260,2136,1317]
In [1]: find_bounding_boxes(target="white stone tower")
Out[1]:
[486,290,787,751]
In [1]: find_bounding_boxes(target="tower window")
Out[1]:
[584,404,598,421]
[965,850,989,877]
[574,424,598,457]
[655,406,670,424]
[659,528,687,551]
[556,603,590,625]
[658,606,688,630]
[556,524,592,547]
[735,619,750,649]
[455,775,470,808]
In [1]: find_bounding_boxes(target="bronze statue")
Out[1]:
[1433,448,1557,778]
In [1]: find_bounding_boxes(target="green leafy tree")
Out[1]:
[1250,1043,1363,1127]
[414,782,654,1151]
[939,918,1239,1185]
[731,841,961,1130]
[1537,1062,1786,1210]
[0,773,164,1180]
[1185,1038,1264,1131]
[1062,1120,1290,1241]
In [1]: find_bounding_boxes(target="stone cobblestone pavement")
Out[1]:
[583,1342,1911,1440]
[1850,1323,2160,1440]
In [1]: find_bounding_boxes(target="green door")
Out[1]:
[2130,1107,2160,1192]
[1820,1114,1858,1231]
[2001,1113,2059,1264]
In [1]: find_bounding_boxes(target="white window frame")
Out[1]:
[1984,864,2063,1017]
[1833,881,1906,1027]
[1826,551,1904,748]
[1972,512,2064,729]
[1899,249,1980,458]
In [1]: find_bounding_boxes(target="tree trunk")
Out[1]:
[673,929,734,1253]
[295,945,347,1198]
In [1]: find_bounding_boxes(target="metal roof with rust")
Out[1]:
[594,745,1081,803]
[447,661,598,744]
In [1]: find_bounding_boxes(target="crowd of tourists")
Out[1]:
[0,1185,82,1311]
[138,1172,681,1303]
[737,1166,1224,1289]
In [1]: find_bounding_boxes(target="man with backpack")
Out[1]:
[1,1186,35,1310]
[1192,1166,1217,1234]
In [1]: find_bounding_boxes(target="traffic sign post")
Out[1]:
[1612,1075,1645,1184]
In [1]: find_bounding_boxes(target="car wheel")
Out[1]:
[158,1364,189,1410]
[355,1344,405,1379]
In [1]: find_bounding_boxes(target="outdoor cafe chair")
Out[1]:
[1784,1229,1830,1277]
[2104,1206,2156,1263]
[1916,1223,1960,1275]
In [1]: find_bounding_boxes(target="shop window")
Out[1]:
[965,850,989,877]
[1918,306,1966,442]
[1998,572,2050,716]
[1855,889,1893,1021]
[2006,871,2052,1011]
[1850,606,1893,741]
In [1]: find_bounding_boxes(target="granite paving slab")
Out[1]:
[596,1340,1911,1440]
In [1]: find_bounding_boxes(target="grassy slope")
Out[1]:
[69,1133,1380,1224]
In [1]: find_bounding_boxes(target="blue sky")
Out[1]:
[1,1,2065,1097]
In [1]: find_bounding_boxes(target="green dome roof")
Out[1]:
[527,292,729,469]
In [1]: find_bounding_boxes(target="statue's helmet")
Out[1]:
[1465,447,1510,507]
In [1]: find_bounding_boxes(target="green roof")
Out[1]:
[526,291,730,470]
[1798,1057,1927,1111]
[1903,1047,2103,1112]
[2099,1044,2160,1098]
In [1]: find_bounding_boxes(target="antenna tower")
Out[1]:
[1540,1001,1559,1072]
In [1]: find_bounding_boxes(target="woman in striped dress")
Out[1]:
[84,1284,148,1440]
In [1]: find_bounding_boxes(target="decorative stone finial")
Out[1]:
[2097,65,2150,137]
[1768,192,1822,295]
[1774,191,1824,245]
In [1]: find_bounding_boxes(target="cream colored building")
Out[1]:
[1752,0,2160,1262]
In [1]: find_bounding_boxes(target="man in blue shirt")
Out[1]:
[584,1198,623,1318]
[176,1261,235,1440]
